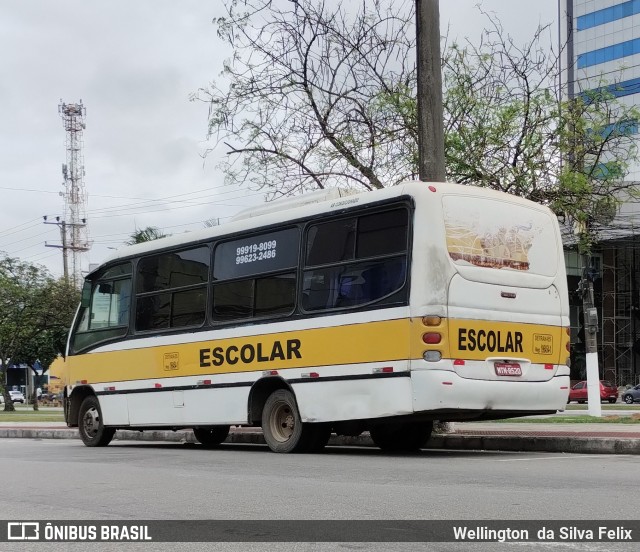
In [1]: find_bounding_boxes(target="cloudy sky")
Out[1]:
[0,0,558,280]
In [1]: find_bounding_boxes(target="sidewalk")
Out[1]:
[1,421,639,454]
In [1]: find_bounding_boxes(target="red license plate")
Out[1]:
[495,362,522,376]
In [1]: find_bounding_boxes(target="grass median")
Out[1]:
[0,405,64,423]
[495,414,640,424]
[565,404,640,410]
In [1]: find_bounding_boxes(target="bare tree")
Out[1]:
[198,0,417,198]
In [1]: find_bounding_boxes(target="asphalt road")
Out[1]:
[1,438,639,551]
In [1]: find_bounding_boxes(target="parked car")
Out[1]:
[621,384,640,405]
[567,380,618,404]
[9,390,25,404]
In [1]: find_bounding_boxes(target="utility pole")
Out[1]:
[44,217,69,283]
[578,241,602,417]
[415,0,446,182]
[416,1,450,435]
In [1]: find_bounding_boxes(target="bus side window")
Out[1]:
[302,273,330,310]
[117,279,131,325]
[212,228,299,322]
[135,247,209,332]
[336,273,364,307]
[71,263,132,354]
[302,207,409,312]
[88,278,131,329]
[362,259,406,300]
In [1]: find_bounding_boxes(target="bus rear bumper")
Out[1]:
[411,369,570,418]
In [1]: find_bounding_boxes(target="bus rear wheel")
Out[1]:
[261,389,326,453]
[370,421,433,452]
[78,395,115,447]
[193,426,230,447]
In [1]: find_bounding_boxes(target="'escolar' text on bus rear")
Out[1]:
[458,329,523,353]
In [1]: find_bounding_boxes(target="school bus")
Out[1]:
[63,182,570,452]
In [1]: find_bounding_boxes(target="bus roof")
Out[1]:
[89,181,554,278]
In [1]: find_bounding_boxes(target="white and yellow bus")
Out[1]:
[63,181,570,452]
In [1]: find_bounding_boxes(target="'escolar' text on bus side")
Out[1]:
[199,339,302,367]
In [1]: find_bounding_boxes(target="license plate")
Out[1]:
[495,362,522,376]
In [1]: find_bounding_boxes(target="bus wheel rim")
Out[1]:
[82,407,100,437]
[270,401,295,442]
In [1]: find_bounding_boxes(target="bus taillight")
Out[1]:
[422,332,441,344]
[422,316,441,326]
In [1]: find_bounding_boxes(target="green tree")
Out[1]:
[197,0,417,197]
[441,15,640,254]
[125,226,169,245]
[0,255,78,411]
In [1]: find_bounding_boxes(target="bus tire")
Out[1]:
[193,426,230,447]
[78,395,115,447]
[261,389,310,453]
[370,421,433,452]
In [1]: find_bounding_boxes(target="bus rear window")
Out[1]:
[442,195,558,278]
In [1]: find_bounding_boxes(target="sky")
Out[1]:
[0,0,559,280]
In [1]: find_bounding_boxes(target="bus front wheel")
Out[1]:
[78,395,115,447]
[370,421,433,452]
[193,426,230,447]
[262,389,325,453]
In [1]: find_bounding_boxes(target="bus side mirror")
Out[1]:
[81,282,92,308]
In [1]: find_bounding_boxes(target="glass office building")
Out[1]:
[562,0,640,179]
[561,1,640,386]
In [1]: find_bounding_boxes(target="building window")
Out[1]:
[578,38,640,69]
[577,1,639,32]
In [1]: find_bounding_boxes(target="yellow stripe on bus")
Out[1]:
[66,319,413,384]
[66,317,568,385]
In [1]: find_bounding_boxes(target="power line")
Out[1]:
[0,218,48,238]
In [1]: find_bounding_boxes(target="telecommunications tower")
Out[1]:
[47,100,90,287]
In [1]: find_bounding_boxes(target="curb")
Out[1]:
[1,427,639,454]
